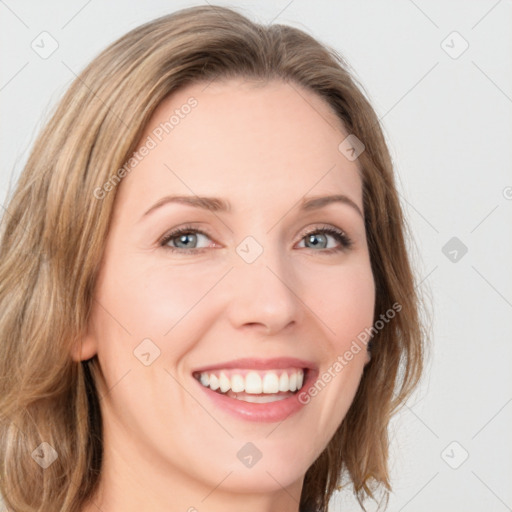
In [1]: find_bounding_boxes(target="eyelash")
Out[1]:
[159,224,353,255]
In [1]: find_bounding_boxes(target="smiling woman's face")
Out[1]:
[78,78,376,509]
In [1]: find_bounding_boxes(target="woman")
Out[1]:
[0,5,424,511]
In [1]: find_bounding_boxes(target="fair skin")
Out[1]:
[75,78,375,512]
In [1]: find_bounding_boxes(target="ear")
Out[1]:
[70,329,98,362]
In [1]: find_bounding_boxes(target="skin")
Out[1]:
[75,78,375,512]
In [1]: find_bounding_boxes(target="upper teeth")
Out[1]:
[196,368,305,394]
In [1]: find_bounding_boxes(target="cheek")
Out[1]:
[89,258,209,432]
[303,261,375,349]
[99,254,219,341]
[298,260,374,418]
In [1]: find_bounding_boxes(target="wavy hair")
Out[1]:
[0,5,425,511]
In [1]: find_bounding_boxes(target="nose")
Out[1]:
[225,246,302,335]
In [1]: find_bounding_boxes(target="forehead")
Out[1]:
[117,78,363,212]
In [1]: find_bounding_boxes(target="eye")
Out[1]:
[296,225,353,254]
[159,224,353,254]
[159,224,215,252]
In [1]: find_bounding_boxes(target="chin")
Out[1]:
[219,468,305,494]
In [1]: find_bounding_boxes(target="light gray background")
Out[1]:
[1,1,511,511]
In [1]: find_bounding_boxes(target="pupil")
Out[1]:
[178,233,196,248]
[308,233,326,249]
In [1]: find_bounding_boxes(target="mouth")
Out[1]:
[191,358,318,423]
[192,367,309,404]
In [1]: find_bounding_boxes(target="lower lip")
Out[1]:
[194,369,318,423]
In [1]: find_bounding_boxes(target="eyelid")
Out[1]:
[296,224,353,252]
[158,223,214,248]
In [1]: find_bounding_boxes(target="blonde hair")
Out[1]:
[0,5,424,511]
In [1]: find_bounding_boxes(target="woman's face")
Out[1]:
[79,78,375,508]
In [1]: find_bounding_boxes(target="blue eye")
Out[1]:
[298,226,353,252]
[159,224,353,254]
[161,228,212,251]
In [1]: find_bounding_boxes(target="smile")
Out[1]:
[193,368,306,403]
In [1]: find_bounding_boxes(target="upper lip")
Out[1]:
[192,357,318,373]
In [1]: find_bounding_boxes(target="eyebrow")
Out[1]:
[140,193,363,220]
